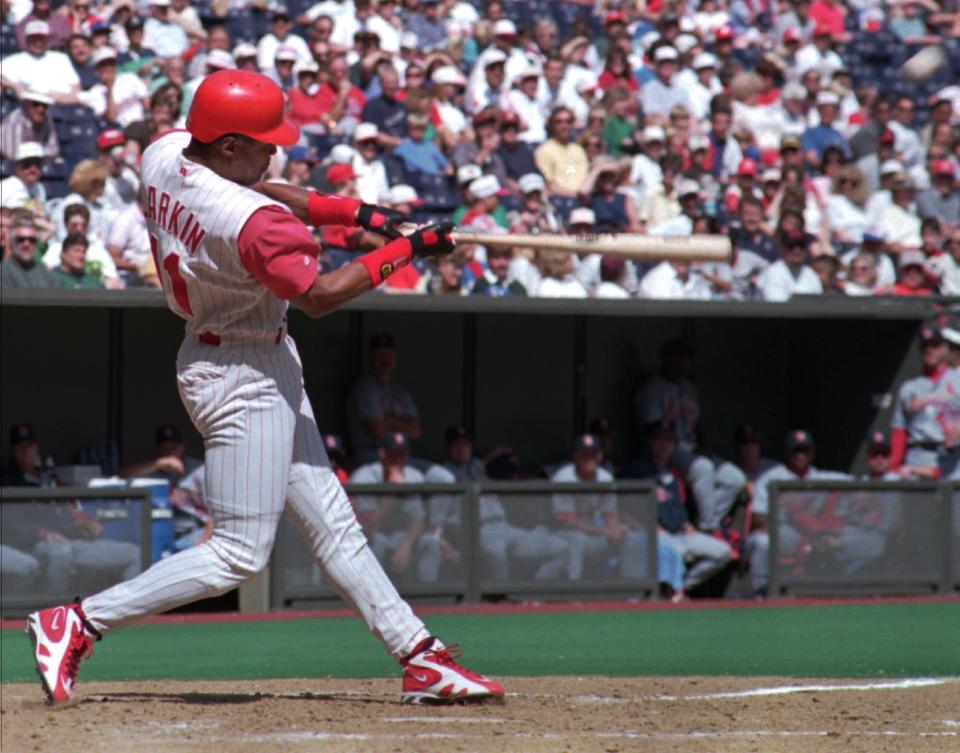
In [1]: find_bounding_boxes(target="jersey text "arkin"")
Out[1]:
[145,185,206,256]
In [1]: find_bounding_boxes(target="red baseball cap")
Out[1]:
[931,158,954,176]
[813,23,832,37]
[605,11,625,25]
[783,28,801,43]
[326,163,356,183]
[97,128,126,150]
[715,25,734,41]
[878,129,895,145]
[737,157,758,176]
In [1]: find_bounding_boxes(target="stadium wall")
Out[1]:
[0,290,940,474]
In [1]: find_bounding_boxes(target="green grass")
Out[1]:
[2,603,958,683]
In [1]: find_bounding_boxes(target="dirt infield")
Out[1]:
[2,676,957,753]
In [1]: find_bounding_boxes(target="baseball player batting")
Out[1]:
[25,70,503,706]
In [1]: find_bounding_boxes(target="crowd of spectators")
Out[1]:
[1,0,959,297]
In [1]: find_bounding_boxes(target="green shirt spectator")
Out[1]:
[48,232,104,289]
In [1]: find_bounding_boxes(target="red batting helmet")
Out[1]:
[186,69,299,146]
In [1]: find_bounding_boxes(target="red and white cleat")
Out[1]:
[401,637,505,705]
[25,601,100,704]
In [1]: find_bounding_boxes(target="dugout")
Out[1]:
[0,289,944,476]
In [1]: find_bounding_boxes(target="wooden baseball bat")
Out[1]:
[449,232,731,262]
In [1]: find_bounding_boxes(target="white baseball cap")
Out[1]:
[576,76,599,93]
[674,34,698,54]
[20,90,54,106]
[293,58,319,75]
[354,122,379,142]
[275,45,298,62]
[149,0,171,6]
[386,184,423,205]
[484,49,508,67]
[518,173,546,194]
[677,178,701,197]
[517,65,540,80]
[898,250,926,269]
[638,31,660,51]
[24,19,50,36]
[400,31,418,48]
[206,49,235,69]
[493,19,517,36]
[233,42,257,59]
[643,125,666,143]
[569,207,596,226]
[688,133,710,151]
[15,142,45,161]
[431,65,466,86]
[91,47,118,66]
[469,174,502,199]
[816,90,839,107]
[761,167,782,182]
[653,46,679,63]
[457,163,483,185]
[692,52,717,70]
[782,81,806,100]
[330,143,355,164]
[880,159,904,175]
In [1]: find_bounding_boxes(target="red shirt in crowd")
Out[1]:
[808,1,846,35]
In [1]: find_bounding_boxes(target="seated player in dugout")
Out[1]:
[25,69,502,707]
[346,333,422,465]
[348,432,442,583]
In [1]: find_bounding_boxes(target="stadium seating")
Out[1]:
[548,194,579,226]
[0,23,18,54]
[381,153,409,186]
[415,172,459,210]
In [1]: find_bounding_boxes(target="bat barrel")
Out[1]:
[450,232,731,262]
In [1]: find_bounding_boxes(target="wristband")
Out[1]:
[307,192,362,228]
[357,238,413,286]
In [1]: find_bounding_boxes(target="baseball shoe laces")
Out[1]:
[26,599,101,704]
[401,636,505,705]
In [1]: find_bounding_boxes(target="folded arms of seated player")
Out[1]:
[239,184,454,318]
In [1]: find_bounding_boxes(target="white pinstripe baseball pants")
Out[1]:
[82,335,429,660]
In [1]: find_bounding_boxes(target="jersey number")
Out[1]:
[150,234,194,316]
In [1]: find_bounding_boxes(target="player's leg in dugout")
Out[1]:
[82,342,299,632]
[284,387,429,661]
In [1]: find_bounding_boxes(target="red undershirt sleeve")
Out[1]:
[237,206,320,300]
[889,427,907,470]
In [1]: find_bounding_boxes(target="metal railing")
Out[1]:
[768,480,958,597]
[1,487,153,616]
[270,481,659,607]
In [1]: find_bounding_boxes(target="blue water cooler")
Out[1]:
[130,478,176,562]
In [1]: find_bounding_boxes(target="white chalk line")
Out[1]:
[381,716,500,724]
[660,676,953,701]
[516,677,956,703]
[143,729,959,744]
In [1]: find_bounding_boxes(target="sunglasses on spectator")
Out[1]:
[553,117,573,124]
[27,101,49,109]
[17,158,43,168]
[14,235,39,244]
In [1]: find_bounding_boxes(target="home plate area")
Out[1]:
[2,676,958,753]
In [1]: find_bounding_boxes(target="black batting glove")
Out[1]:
[406,222,456,258]
[357,203,408,240]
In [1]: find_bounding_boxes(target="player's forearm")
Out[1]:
[255,183,361,226]
[294,262,373,318]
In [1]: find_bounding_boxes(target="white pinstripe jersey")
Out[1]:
[140,131,295,339]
